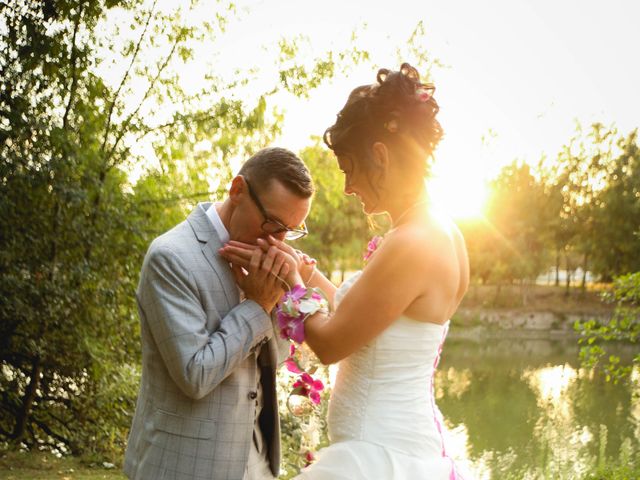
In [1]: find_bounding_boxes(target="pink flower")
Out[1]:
[289,284,308,301]
[293,372,325,405]
[277,314,306,344]
[304,451,315,466]
[284,345,303,373]
[284,357,303,373]
[363,235,383,262]
[416,86,434,103]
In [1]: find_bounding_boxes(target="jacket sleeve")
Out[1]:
[138,245,273,400]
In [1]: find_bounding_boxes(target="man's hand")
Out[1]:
[220,236,315,286]
[226,247,289,312]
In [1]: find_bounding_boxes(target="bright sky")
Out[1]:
[109,0,640,218]
[211,0,640,218]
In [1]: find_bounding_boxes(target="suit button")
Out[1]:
[248,391,258,400]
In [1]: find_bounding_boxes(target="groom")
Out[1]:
[124,147,314,480]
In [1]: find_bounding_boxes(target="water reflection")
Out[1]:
[436,335,640,479]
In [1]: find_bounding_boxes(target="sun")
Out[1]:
[428,175,488,220]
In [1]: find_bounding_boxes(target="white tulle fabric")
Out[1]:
[295,271,466,480]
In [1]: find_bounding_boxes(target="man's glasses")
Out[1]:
[243,177,308,241]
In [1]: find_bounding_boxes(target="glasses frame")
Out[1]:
[243,177,308,240]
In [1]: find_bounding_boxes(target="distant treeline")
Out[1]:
[458,124,639,297]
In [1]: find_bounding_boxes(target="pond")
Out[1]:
[436,331,639,479]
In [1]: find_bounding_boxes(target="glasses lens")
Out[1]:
[262,221,286,234]
[285,230,305,240]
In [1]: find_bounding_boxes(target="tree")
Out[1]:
[480,161,552,304]
[546,124,638,287]
[576,272,640,384]
[0,0,361,458]
[296,140,374,280]
[590,130,640,279]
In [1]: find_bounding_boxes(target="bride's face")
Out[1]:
[337,155,380,214]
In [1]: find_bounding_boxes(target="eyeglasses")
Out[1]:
[243,177,308,240]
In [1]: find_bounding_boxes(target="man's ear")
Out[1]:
[229,176,245,205]
[371,142,390,170]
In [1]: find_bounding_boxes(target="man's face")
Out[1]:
[229,177,311,245]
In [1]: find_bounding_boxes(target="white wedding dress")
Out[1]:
[296,271,466,480]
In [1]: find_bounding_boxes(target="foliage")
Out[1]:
[296,140,376,277]
[575,272,640,384]
[590,130,640,279]
[0,0,360,459]
[461,123,639,296]
[460,161,555,305]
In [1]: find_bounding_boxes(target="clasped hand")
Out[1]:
[218,236,316,312]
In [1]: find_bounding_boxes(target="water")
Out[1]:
[436,332,640,479]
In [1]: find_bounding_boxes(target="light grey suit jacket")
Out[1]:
[124,203,287,480]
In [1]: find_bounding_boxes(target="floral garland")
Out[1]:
[277,238,381,470]
[276,285,329,406]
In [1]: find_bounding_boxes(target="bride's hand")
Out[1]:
[258,236,317,284]
[219,239,303,287]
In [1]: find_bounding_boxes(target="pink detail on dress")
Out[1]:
[430,323,465,480]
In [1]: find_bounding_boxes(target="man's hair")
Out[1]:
[238,147,314,198]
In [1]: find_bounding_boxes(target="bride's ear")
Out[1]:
[371,142,390,171]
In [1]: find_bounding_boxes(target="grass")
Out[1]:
[0,451,125,480]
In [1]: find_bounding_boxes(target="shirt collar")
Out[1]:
[204,202,230,244]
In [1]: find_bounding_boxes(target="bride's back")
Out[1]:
[398,212,470,325]
[329,270,453,458]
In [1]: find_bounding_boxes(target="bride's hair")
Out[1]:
[323,63,443,188]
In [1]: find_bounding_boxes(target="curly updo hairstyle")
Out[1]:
[323,63,443,189]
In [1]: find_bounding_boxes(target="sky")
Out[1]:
[209,0,640,217]
[107,0,640,218]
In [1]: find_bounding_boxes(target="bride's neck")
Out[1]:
[389,191,429,227]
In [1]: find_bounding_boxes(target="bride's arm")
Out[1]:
[258,237,338,307]
[300,267,337,309]
[304,226,459,364]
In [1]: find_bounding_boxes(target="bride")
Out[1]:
[221,63,469,479]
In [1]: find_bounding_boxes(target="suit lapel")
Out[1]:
[187,203,240,307]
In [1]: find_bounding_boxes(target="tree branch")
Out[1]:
[104,34,181,166]
[100,0,158,156]
[61,2,83,130]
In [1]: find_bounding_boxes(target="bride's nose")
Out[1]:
[344,178,355,196]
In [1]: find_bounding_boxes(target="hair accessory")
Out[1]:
[384,119,399,133]
[416,85,435,103]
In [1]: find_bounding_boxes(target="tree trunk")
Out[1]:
[12,356,42,442]
[564,253,571,298]
[581,252,589,293]
[555,248,560,287]
[521,279,529,307]
[494,283,502,305]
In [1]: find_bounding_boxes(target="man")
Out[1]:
[124,147,314,480]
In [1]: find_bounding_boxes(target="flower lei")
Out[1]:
[276,285,329,406]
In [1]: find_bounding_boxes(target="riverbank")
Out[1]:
[451,283,613,339]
